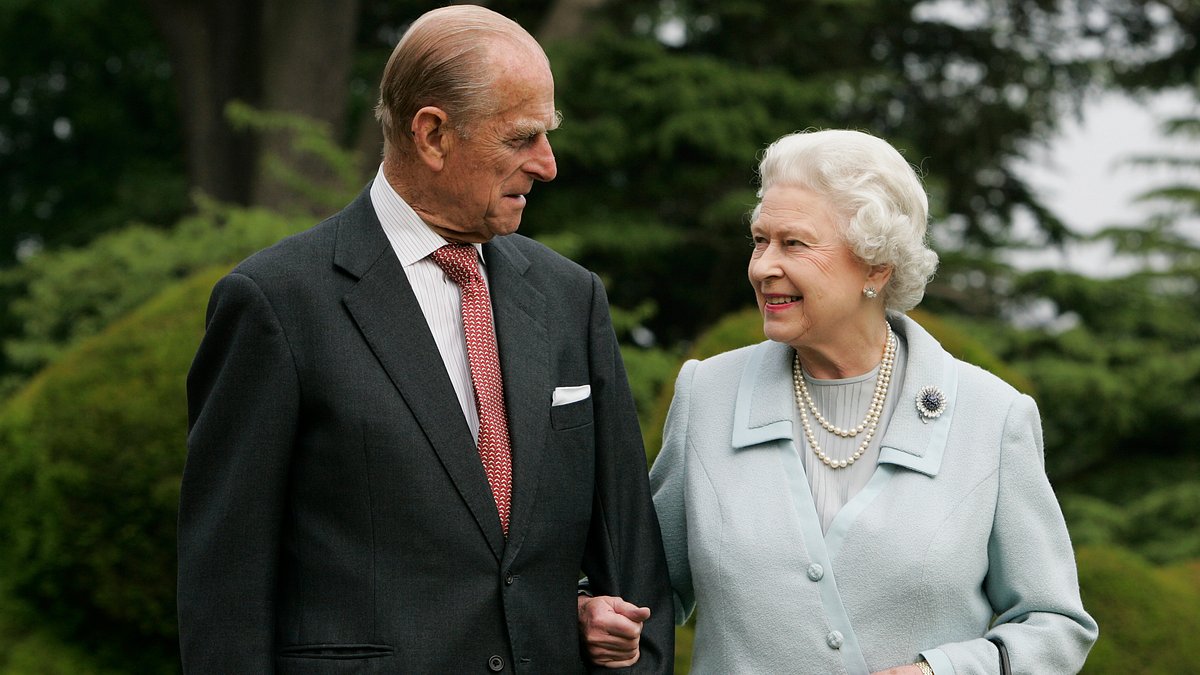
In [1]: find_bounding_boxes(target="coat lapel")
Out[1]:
[484,237,549,559]
[731,340,795,450]
[335,189,506,560]
[877,313,957,477]
[730,314,958,477]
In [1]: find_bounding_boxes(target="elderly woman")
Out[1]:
[581,129,1097,673]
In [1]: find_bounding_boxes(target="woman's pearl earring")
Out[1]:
[863,286,878,299]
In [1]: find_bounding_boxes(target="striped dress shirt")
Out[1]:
[370,165,488,443]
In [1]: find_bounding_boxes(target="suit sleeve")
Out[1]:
[649,359,698,625]
[920,394,1098,674]
[579,272,675,674]
[178,272,299,672]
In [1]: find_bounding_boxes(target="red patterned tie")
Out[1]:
[430,244,512,535]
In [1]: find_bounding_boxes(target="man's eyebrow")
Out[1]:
[514,111,563,137]
[512,121,544,137]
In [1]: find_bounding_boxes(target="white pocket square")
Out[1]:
[552,385,591,406]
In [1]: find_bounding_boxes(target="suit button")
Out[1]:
[504,572,514,585]
[488,654,505,671]
[827,631,844,649]
[806,563,824,581]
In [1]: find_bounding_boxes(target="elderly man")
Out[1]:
[178,5,672,672]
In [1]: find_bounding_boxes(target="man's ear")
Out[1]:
[411,106,452,171]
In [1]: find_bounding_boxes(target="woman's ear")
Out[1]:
[867,263,894,290]
[411,106,452,171]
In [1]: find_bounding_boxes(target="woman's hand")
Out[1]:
[577,594,651,668]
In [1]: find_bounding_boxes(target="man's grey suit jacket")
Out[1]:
[179,188,673,673]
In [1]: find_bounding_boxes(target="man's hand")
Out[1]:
[577,594,652,668]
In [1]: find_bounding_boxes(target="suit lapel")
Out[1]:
[485,237,548,559]
[335,189,506,559]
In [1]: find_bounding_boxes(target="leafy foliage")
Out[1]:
[0,200,302,394]
[1075,547,1200,674]
[0,593,126,675]
[0,267,225,673]
[1064,482,1200,565]
[941,110,1200,485]
[933,260,1200,483]
[523,0,1198,345]
[526,32,827,343]
[0,100,360,399]
[599,0,1095,246]
[225,101,367,215]
[0,0,187,265]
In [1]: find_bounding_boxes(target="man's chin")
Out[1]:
[486,219,523,239]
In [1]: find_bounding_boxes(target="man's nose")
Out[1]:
[527,135,557,182]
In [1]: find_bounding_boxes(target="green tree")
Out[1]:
[0,0,188,266]
[950,107,1200,486]
[141,0,361,211]
[0,103,358,395]
[521,0,1200,344]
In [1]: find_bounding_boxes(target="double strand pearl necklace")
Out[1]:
[792,322,896,469]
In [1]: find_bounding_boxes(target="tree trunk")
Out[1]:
[144,0,359,212]
[255,0,360,212]
[143,0,261,205]
[536,0,607,44]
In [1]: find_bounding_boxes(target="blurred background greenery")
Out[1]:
[0,0,1197,672]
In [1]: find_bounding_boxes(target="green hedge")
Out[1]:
[0,595,125,675]
[0,266,228,672]
[1077,547,1200,673]
[2,202,299,386]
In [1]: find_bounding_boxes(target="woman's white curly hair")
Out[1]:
[751,129,939,312]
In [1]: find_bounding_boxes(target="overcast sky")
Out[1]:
[1009,88,1198,275]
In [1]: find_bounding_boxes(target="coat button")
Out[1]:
[504,571,514,585]
[827,630,844,649]
[488,654,505,671]
[806,563,824,581]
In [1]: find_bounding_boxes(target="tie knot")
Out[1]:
[430,244,481,287]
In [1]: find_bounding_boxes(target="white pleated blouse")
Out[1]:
[795,338,909,533]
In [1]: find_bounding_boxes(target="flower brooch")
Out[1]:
[916,385,947,423]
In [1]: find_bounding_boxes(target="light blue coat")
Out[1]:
[651,313,1097,674]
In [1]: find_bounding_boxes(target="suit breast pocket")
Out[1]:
[550,396,593,430]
